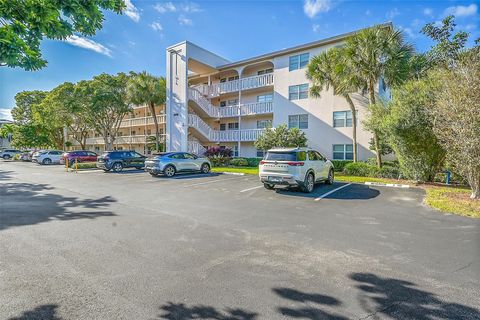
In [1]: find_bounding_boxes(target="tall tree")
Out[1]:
[0,0,125,71]
[12,90,47,124]
[432,50,480,199]
[344,25,413,167]
[127,71,166,152]
[254,124,307,151]
[82,73,132,150]
[307,47,365,162]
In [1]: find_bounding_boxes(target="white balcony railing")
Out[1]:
[83,134,166,145]
[195,73,274,98]
[188,87,273,118]
[119,115,166,128]
[188,113,264,142]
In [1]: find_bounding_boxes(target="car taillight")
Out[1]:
[260,160,266,165]
[287,161,304,166]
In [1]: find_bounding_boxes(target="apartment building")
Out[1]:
[166,25,390,161]
[69,104,166,155]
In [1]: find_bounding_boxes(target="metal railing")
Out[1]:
[119,115,166,128]
[195,73,274,98]
[187,140,207,156]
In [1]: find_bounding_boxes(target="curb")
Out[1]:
[217,172,245,176]
[365,182,410,188]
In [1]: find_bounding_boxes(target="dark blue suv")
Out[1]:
[96,150,146,172]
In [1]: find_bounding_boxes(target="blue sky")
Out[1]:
[1,0,478,119]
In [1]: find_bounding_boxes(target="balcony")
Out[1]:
[188,113,264,142]
[188,88,273,118]
[82,134,166,145]
[119,115,166,128]
[194,73,274,98]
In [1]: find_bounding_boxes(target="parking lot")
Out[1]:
[1,160,479,319]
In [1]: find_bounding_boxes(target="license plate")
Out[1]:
[269,176,282,182]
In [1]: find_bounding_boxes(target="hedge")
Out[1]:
[331,160,353,172]
[230,158,249,167]
[343,162,401,179]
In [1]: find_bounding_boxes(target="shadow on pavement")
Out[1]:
[0,182,116,231]
[8,304,61,320]
[350,272,480,319]
[0,170,14,181]
[156,302,258,320]
[273,287,347,319]
[275,182,379,200]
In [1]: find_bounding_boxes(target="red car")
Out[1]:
[61,150,98,164]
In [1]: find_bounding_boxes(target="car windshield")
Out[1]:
[265,151,298,161]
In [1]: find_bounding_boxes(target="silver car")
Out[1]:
[259,147,335,192]
[144,152,211,177]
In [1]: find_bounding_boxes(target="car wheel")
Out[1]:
[42,158,52,165]
[326,169,334,185]
[163,165,176,177]
[301,172,315,193]
[201,163,210,174]
[3,155,11,160]
[112,162,123,172]
[264,183,274,190]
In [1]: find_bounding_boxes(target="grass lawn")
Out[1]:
[423,186,479,218]
[212,166,259,175]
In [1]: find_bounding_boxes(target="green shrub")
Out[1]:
[344,162,379,177]
[70,162,97,170]
[245,157,262,167]
[376,166,401,179]
[210,157,231,167]
[230,158,249,167]
[331,160,352,172]
[12,154,21,161]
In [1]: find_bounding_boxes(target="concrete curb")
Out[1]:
[217,172,245,176]
[365,182,410,188]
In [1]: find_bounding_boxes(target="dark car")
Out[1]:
[61,150,98,164]
[96,150,146,172]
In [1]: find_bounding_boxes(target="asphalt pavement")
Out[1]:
[1,161,479,319]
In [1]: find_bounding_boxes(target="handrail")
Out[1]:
[195,73,274,98]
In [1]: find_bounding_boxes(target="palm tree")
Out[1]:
[127,71,166,152]
[343,25,413,167]
[307,47,365,162]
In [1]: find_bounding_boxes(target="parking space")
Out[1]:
[1,160,479,320]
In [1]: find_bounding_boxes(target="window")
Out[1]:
[333,111,354,127]
[228,76,239,81]
[220,101,226,108]
[288,114,308,129]
[169,153,185,159]
[232,145,239,157]
[228,122,239,130]
[147,129,151,135]
[257,93,273,103]
[220,99,238,107]
[220,124,226,131]
[257,68,273,75]
[257,120,272,129]
[308,151,319,161]
[288,84,309,100]
[289,53,309,71]
[333,144,354,160]
[256,149,265,158]
[184,153,197,159]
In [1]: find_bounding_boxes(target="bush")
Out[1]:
[70,162,97,170]
[209,157,231,167]
[344,162,378,177]
[230,158,249,167]
[204,146,232,158]
[376,166,401,179]
[246,157,262,167]
[331,160,352,172]
[12,154,21,161]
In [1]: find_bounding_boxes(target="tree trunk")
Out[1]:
[368,79,382,168]
[468,172,480,199]
[344,94,357,162]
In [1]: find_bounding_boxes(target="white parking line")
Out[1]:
[240,185,263,193]
[183,176,243,188]
[314,183,352,201]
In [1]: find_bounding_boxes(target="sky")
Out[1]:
[1,0,479,120]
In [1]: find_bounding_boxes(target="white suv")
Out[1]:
[259,147,334,193]
[33,150,64,165]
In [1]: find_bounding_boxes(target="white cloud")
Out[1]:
[443,4,478,17]
[150,22,163,31]
[154,2,177,13]
[124,0,140,22]
[423,8,433,17]
[365,9,372,16]
[178,15,193,26]
[400,26,418,39]
[411,18,424,27]
[312,24,320,32]
[0,108,13,121]
[65,35,112,57]
[303,0,332,18]
[181,2,201,13]
[386,8,400,19]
